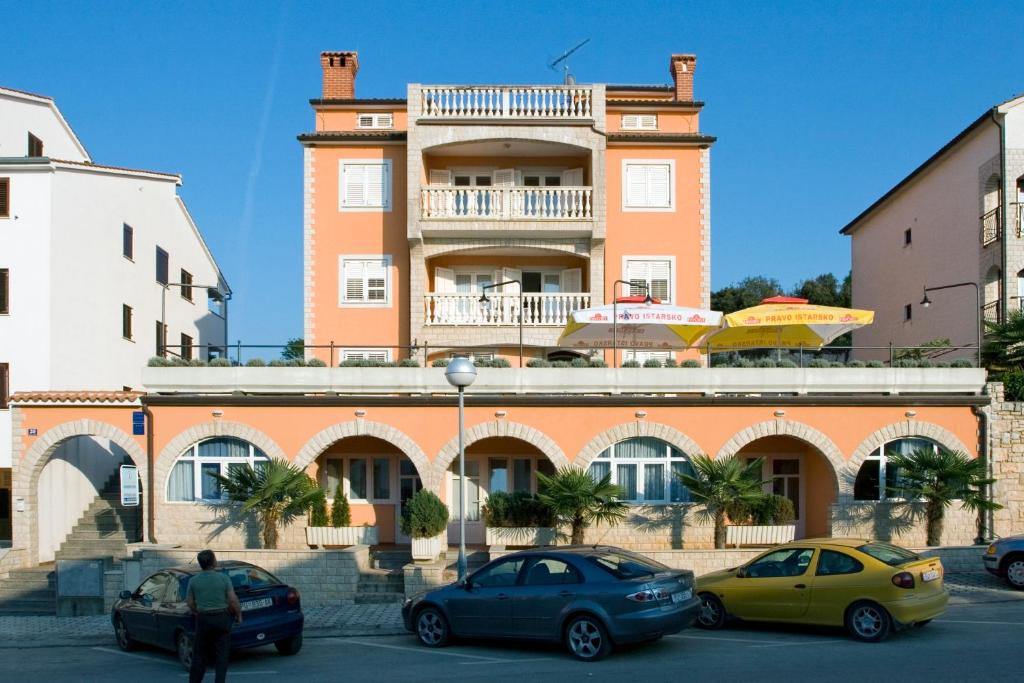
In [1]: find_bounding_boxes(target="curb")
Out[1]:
[0,626,409,649]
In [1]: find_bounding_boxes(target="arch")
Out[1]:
[423,238,590,260]
[422,135,592,155]
[293,420,434,489]
[574,422,705,472]
[715,419,847,495]
[14,418,148,566]
[434,422,569,485]
[846,420,972,479]
[982,172,1001,212]
[154,421,288,503]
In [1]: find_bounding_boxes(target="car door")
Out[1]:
[121,573,170,645]
[155,572,193,650]
[805,549,868,625]
[446,557,526,637]
[513,557,583,639]
[727,548,815,620]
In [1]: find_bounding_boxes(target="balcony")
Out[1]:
[424,293,591,326]
[981,207,1002,246]
[419,86,594,121]
[421,186,593,221]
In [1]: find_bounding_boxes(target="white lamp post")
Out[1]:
[444,356,477,580]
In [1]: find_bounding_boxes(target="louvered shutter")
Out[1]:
[621,114,639,130]
[646,165,671,208]
[0,178,9,217]
[0,269,8,314]
[343,164,366,207]
[648,260,671,301]
[561,168,584,187]
[357,114,375,128]
[626,260,648,297]
[502,268,522,291]
[639,114,657,130]
[365,259,387,302]
[434,267,455,293]
[492,169,516,186]
[559,268,582,293]
[625,165,647,207]
[377,113,393,128]
[429,169,452,186]
[343,260,365,302]
[365,164,385,208]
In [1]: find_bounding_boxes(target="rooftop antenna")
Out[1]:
[549,38,590,85]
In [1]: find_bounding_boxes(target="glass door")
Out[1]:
[448,460,483,544]
[396,460,422,544]
[769,458,802,538]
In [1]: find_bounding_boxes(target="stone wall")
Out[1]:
[830,502,979,547]
[403,558,447,598]
[988,382,1024,536]
[581,505,715,550]
[154,503,310,550]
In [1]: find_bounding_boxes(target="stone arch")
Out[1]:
[293,420,434,490]
[14,418,148,566]
[154,421,288,503]
[434,421,569,487]
[574,422,705,472]
[423,238,590,260]
[715,419,847,496]
[422,135,592,154]
[846,420,972,479]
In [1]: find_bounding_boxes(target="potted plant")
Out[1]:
[401,490,448,561]
[483,491,556,546]
[536,467,627,545]
[675,455,767,549]
[723,493,797,547]
[306,484,379,547]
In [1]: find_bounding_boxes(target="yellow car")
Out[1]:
[695,538,948,642]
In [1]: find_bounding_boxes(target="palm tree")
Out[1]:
[537,467,628,545]
[885,446,1000,547]
[676,455,766,549]
[213,458,322,549]
[982,310,1024,372]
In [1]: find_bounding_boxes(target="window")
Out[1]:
[135,573,171,601]
[180,333,193,361]
[123,224,134,260]
[27,133,43,157]
[0,363,8,410]
[155,320,167,357]
[624,257,673,303]
[854,438,936,501]
[470,557,526,588]
[341,348,392,364]
[904,228,912,246]
[166,437,269,502]
[587,437,694,504]
[339,160,392,211]
[856,542,921,567]
[904,303,912,321]
[622,160,674,211]
[339,256,391,306]
[746,548,814,578]
[587,550,669,579]
[122,304,133,340]
[156,247,169,285]
[624,350,673,365]
[522,558,581,586]
[356,113,394,129]
[322,457,391,501]
[180,270,193,301]
[816,550,864,577]
[0,268,8,314]
[621,114,657,130]
[0,178,9,217]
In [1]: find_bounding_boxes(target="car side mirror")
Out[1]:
[736,567,747,579]
[119,590,132,600]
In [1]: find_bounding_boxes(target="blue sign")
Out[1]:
[132,411,145,435]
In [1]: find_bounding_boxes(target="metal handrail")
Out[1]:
[981,206,1002,246]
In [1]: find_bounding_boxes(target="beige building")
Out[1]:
[841,94,1024,361]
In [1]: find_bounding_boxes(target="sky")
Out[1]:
[3,0,1022,343]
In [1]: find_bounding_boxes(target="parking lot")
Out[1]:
[8,599,1022,682]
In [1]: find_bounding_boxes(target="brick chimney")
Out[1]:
[669,54,697,101]
[321,51,359,99]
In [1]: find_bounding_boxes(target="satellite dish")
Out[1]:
[549,38,590,85]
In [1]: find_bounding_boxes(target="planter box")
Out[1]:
[305,526,378,548]
[485,527,557,547]
[411,534,445,562]
[725,524,796,548]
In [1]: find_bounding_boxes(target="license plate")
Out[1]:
[242,598,272,611]
[672,589,692,603]
[922,569,940,582]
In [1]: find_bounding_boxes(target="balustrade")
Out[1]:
[420,86,593,120]
[421,186,592,220]
[424,293,591,326]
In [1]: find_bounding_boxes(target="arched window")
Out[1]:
[853,437,937,501]
[587,437,694,504]
[167,437,269,502]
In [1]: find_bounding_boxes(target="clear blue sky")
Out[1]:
[4,1,1021,343]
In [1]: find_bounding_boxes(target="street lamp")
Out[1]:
[444,356,477,580]
[920,282,982,367]
[611,279,653,368]
[479,280,523,366]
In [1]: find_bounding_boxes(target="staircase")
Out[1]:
[354,569,406,604]
[0,565,57,615]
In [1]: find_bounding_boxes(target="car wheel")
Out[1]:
[564,614,612,661]
[696,593,727,630]
[1004,556,1024,589]
[176,631,194,671]
[415,607,450,648]
[114,616,135,652]
[845,601,892,642]
[274,634,303,655]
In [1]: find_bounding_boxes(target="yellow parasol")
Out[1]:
[700,296,874,351]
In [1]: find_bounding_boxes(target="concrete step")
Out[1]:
[356,581,405,593]
[0,603,56,616]
[0,586,56,600]
[353,592,405,604]
[67,529,138,540]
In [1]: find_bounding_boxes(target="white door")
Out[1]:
[767,457,803,538]
[448,461,484,545]
[396,460,422,544]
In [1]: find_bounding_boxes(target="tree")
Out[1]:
[711,276,783,314]
[400,490,448,539]
[309,486,329,527]
[213,459,322,549]
[537,467,628,545]
[281,338,304,361]
[675,455,767,549]
[982,311,1024,373]
[885,446,1000,546]
[331,484,351,527]
[792,273,845,307]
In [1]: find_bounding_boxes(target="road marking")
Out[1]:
[459,657,553,666]
[91,647,178,667]
[334,638,509,662]
[179,673,277,677]
[749,640,844,649]
[940,619,1024,625]
[668,634,793,645]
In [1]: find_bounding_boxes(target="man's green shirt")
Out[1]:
[187,571,232,612]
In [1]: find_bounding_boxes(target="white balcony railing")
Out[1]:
[420,86,593,120]
[421,186,592,220]
[424,293,591,326]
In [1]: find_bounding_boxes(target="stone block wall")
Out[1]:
[988,382,1024,536]
[155,503,310,550]
[582,506,716,550]
[403,558,447,598]
[830,502,979,547]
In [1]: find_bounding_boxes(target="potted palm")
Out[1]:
[536,467,627,545]
[401,490,448,561]
[305,484,379,547]
[483,491,556,546]
[675,455,768,549]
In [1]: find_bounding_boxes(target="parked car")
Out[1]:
[111,561,304,669]
[983,534,1024,588]
[696,538,948,642]
[402,546,700,661]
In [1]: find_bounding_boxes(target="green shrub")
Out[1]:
[736,358,756,368]
[490,357,511,368]
[776,359,797,368]
[209,357,231,367]
[663,357,678,368]
[678,359,699,368]
[550,360,569,368]
[755,358,777,368]
[935,361,950,368]
[570,357,590,368]
[829,361,844,368]
[310,487,329,527]
[246,358,267,367]
[268,359,288,367]
[622,359,641,368]
[728,493,796,525]
[950,358,973,368]
[917,359,933,368]
[431,358,449,367]
[527,359,551,368]
[148,356,170,367]
[482,491,554,527]
[893,359,918,368]
[399,358,420,368]
[1000,369,1024,401]
[307,358,327,367]
[589,358,608,368]
[808,359,830,368]
[331,485,351,527]
[400,490,448,539]
[643,357,663,368]
[866,360,885,368]
[845,360,866,368]
[285,358,305,367]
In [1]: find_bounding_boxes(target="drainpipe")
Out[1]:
[972,393,993,545]
[142,402,157,544]
[991,109,1008,322]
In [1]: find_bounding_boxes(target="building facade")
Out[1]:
[0,86,230,545]
[842,95,1024,360]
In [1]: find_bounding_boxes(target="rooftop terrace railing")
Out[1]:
[419,85,594,120]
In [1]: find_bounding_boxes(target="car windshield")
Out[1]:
[586,551,669,579]
[217,566,282,593]
[857,542,921,567]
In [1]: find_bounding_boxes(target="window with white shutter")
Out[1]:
[339,160,392,211]
[356,113,394,129]
[621,114,657,130]
[624,257,673,303]
[622,160,675,211]
[342,348,392,363]
[339,256,391,307]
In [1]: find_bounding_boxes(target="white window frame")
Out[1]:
[338,255,392,308]
[621,114,658,130]
[356,113,394,129]
[622,255,676,304]
[856,438,938,502]
[321,455,394,503]
[341,348,393,363]
[623,350,675,364]
[338,159,392,212]
[166,438,269,504]
[621,159,675,212]
[588,438,693,505]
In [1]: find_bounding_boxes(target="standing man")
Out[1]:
[186,549,242,683]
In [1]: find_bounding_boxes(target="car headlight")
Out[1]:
[986,544,998,555]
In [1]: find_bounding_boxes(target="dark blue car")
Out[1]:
[111,561,304,669]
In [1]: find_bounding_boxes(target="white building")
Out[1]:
[0,86,230,545]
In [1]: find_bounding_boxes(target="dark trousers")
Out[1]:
[189,610,233,683]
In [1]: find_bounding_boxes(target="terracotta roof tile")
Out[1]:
[11,391,145,404]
